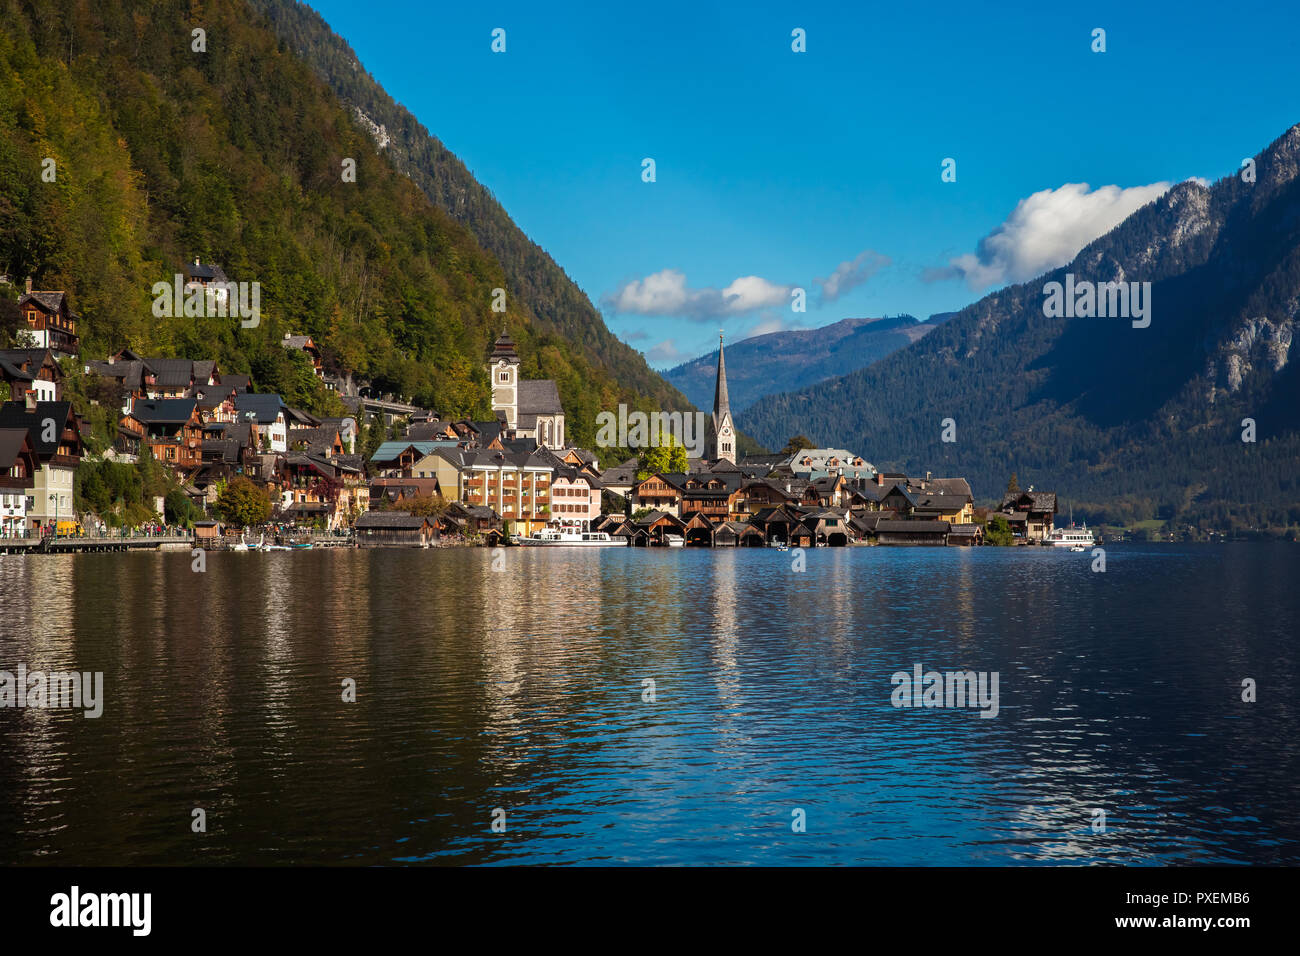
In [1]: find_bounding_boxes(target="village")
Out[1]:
[0,268,1062,552]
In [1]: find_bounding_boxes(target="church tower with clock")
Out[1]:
[489,330,519,429]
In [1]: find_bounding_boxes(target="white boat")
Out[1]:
[1048,524,1095,548]
[520,524,624,547]
[664,534,685,548]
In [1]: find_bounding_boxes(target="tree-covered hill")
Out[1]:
[0,0,685,444]
[740,125,1300,529]
[245,0,697,425]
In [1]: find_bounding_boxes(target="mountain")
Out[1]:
[0,0,687,450]
[739,125,1300,529]
[665,315,940,414]
[245,0,694,427]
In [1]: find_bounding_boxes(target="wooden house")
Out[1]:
[126,398,204,470]
[876,519,950,546]
[16,281,79,357]
[997,491,1057,542]
[632,509,687,546]
[632,472,687,517]
[713,520,765,547]
[281,335,324,377]
[354,511,435,548]
[2,348,63,403]
[801,509,851,546]
[680,510,718,546]
[680,473,746,522]
[947,523,984,546]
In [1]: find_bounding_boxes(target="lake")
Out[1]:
[1,543,1297,865]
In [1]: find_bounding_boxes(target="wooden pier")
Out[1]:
[0,535,194,555]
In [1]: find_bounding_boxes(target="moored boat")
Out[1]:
[1048,524,1095,548]
[519,523,624,547]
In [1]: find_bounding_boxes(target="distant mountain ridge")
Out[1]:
[665,315,943,414]
[739,124,1300,528]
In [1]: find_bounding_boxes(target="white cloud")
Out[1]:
[603,268,791,321]
[927,181,1175,290]
[816,249,891,303]
[645,339,687,364]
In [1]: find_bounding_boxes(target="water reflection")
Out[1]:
[0,544,1297,865]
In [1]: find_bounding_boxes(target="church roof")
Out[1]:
[490,331,519,363]
[518,379,563,415]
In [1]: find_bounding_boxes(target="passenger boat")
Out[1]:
[1048,524,1095,548]
[519,522,624,547]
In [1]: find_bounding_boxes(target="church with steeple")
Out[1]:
[709,332,736,464]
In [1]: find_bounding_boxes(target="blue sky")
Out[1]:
[307,0,1299,368]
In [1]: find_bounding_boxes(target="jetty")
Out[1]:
[0,534,193,555]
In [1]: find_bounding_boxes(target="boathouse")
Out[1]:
[875,519,950,546]
[354,511,435,548]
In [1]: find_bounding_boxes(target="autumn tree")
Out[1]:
[213,477,272,528]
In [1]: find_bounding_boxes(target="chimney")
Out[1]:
[926,471,932,482]
[876,472,884,487]
[194,257,200,266]
[25,276,32,294]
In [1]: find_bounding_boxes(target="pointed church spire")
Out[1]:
[713,331,730,419]
[711,331,735,463]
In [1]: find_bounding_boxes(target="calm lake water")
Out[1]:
[1,543,1297,865]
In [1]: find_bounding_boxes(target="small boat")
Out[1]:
[664,534,685,548]
[1069,544,1086,552]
